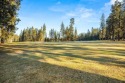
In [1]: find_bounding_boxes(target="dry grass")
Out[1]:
[0,41,125,83]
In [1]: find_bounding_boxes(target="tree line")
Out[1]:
[19,18,78,42]
[19,24,46,42]
[78,28,99,41]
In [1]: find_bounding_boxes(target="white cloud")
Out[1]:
[49,5,94,22]
[110,0,123,4]
[79,8,93,18]
[63,7,94,19]
[61,6,100,30]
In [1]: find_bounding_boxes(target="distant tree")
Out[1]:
[32,27,37,41]
[60,22,65,41]
[65,26,70,41]
[38,27,44,41]
[43,24,46,38]
[22,29,26,41]
[74,28,78,41]
[19,30,23,41]
[19,25,47,42]
[86,29,91,40]
[13,34,19,42]
[28,28,32,41]
[78,27,99,41]
[100,13,106,40]
[54,31,57,42]
[92,28,99,40]
[57,32,60,42]
[49,29,55,41]
[78,33,85,41]
[69,18,75,41]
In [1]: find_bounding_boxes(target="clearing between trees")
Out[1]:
[0,41,125,83]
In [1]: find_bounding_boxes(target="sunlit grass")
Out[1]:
[0,41,125,83]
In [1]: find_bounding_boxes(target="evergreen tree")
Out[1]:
[38,27,44,41]
[57,32,60,42]
[65,26,70,41]
[106,0,124,41]
[54,31,57,42]
[100,13,106,40]
[49,29,55,41]
[19,30,23,41]
[74,28,78,41]
[69,18,75,41]
[43,24,46,38]
[60,22,65,41]
[33,28,37,41]
[0,0,21,43]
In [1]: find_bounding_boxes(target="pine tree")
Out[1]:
[74,28,78,41]
[0,0,21,43]
[57,32,60,42]
[60,22,65,41]
[100,13,106,40]
[43,24,46,38]
[54,31,57,42]
[114,1,122,40]
[65,26,70,41]
[38,27,44,41]
[32,27,37,41]
[19,30,23,42]
[49,29,55,41]
[69,18,75,41]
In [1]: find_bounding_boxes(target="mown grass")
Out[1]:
[0,41,125,83]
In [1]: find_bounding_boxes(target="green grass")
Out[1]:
[0,41,125,83]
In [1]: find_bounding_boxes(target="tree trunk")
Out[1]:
[112,29,115,41]
[1,38,5,43]
[118,31,120,41]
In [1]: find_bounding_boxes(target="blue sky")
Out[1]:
[16,0,122,35]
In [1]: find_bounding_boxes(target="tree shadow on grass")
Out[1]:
[61,53,125,68]
[97,48,125,57]
[1,44,90,52]
[1,44,125,68]
[0,50,125,83]
[23,49,125,68]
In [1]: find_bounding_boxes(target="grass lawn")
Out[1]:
[0,41,125,83]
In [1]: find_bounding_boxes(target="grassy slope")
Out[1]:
[0,41,125,83]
